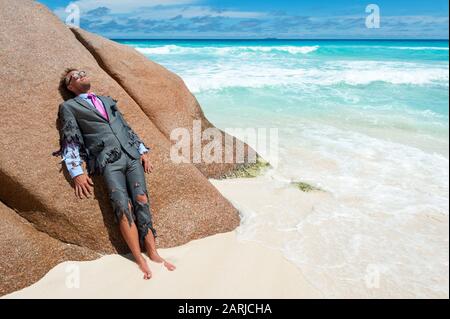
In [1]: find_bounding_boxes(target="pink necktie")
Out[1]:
[87,93,109,121]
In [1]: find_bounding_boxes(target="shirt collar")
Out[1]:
[78,92,94,99]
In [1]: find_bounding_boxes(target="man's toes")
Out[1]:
[144,272,152,280]
[164,261,176,271]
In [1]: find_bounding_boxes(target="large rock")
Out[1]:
[71,28,258,178]
[0,201,99,296]
[0,0,240,263]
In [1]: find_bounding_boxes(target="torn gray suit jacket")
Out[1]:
[54,95,150,176]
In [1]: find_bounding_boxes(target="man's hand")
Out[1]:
[73,173,94,199]
[141,154,154,174]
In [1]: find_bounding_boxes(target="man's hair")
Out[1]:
[62,68,78,88]
[59,68,78,100]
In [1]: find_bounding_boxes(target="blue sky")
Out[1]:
[38,0,449,39]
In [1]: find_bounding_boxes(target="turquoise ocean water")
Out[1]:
[117,39,449,297]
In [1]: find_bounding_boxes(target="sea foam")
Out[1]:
[136,45,319,56]
[180,61,449,93]
[227,123,449,298]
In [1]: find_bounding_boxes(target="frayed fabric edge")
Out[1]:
[138,221,158,249]
[110,189,136,227]
[134,186,158,248]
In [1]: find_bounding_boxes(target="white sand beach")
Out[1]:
[4,232,322,299]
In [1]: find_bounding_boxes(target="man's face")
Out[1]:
[66,70,91,94]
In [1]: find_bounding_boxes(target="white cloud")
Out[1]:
[58,0,199,14]
[54,0,267,20]
[132,6,268,19]
[180,6,267,18]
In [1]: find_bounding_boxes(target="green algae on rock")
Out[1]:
[220,156,271,179]
[292,181,323,192]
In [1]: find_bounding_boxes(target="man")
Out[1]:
[53,69,175,279]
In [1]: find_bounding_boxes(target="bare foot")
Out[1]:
[137,256,152,279]
[148,251,176,271]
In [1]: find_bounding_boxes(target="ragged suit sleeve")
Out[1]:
[54,103,90,171]
[110,99,151,154]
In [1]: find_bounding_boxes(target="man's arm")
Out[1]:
[62,142,85,179]
[111,100,153,173]
[58,103,87,157]
[125,118,151,153]
[138,143,149,155]
[111,100,151,153]
[58,103,93,198]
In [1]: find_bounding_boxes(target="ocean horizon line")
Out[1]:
[110,38,449,42]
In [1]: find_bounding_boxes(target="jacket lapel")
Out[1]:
[74,96,109,123]
[97,95,113,121]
